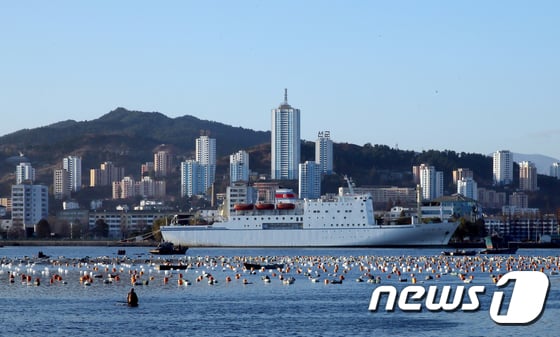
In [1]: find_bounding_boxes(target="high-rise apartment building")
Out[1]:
[196,135,217,192]
[298,161,321,199]
[315,131,333,175]
[180,160,205,197]
[90,161,125,187]
[419,164,443,200]
[63,156,82,192]
[154,149,173,178]
[271,89,300,180]
[230,150,249,184]
[519,161,538,191]
[138,176,166,198]
[141,162,154,177]
[509,192,529,208]
[112,176,166,200]
[452,168,473,185]
[112,176,136,199]
[11,184,48,234]
[550,162,560,179]
[457,177,478,200]
[15,162,35,184]
[53,169,71,200]
[493,150,513,185]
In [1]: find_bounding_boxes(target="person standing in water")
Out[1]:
[127,288,138,307]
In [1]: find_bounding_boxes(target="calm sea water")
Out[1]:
[1,246,559,337]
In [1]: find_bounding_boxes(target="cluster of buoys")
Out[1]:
[1,253,560,293]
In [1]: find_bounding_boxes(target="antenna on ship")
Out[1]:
[344,175,355,195]
[416,184,422,222]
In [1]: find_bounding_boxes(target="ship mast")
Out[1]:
[416,184,422,222]
[344,175,355,195]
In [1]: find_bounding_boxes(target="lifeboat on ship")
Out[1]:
[276,202,296,210]
[234,203,254,211]
[255,203,275,210]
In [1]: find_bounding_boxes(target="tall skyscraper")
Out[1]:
[271,89,300,180]
[63,156,82,192]
[196,135,217,192]
[11,184,48,235]
[299,161,321,199]
[315,131,333,175]
[419,164,443,200]
[519,161,538,191]
[493,150,513,185]
[15,162,35,184]
[230,150,250,184]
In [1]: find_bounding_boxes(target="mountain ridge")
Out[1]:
[1,107,559,212]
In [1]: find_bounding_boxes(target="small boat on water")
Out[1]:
[243,262,284,270]
[149,242,188,255]
[479,235,518,254]
[441,249,477,256]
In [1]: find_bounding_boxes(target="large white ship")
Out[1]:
[160,183,459,247]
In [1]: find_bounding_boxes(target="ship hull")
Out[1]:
[160,222,458,247]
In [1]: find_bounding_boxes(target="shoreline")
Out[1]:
[0,240,156,247]
[1,240,558,249]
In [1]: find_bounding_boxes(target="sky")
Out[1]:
[1,1,559,160]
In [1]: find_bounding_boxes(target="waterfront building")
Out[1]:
[271,89,300,180]
[419,164,443,201]
[89,210,167,239]
[457,177,478,200]
[493,150,513,185]
[15,162,35,184]
[196,135,217,192]
[299,161,321,199]
[180,160,205,197]
[90,161,125,187]
[550,162,560,179]
[53,169,71,200]
[229,150,250,184]
[63,156,82,192]
[11,184,48,236]
[452,168,473,185]
[484,214,558,242]
[154,149,173,178]
[519,161,538,191]
[315,131,333,175]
